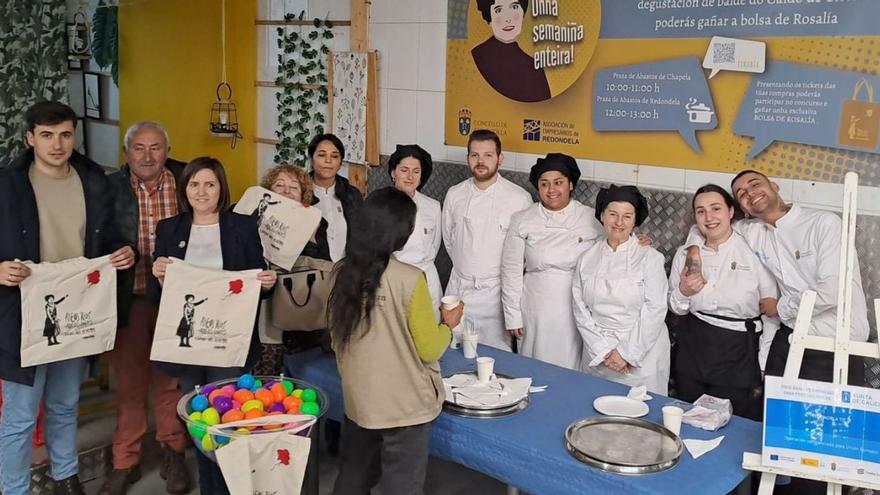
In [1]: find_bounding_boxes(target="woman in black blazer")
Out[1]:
[148,157,276,495]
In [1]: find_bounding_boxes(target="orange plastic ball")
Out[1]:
[262,411,283,430]
[270,383,287,403]
[208,389,227,405]
[282,396,302,413]
[233,389,255,404]
[254,389,274,408]
[221,409,245,424]
[244,408,264,420]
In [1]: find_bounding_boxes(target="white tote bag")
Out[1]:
[19,255,117,367]
[214,414,315,495]
[150,259,261,368]
[233,186,322,270]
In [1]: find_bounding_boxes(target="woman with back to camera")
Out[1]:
[668,184,778,420]
[572,185,670,394]
[329,187,463,495]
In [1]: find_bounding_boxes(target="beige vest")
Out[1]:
[334,258,445,429]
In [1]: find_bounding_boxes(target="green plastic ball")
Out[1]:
[188,419,208,440]
[292,389,303,398]
[301,388,317,403]
[300,401,320,416]
[281,380,294,395]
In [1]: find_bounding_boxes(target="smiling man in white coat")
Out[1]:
[442,130,532,350]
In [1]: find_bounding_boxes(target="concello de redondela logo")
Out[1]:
[467,0,600,103]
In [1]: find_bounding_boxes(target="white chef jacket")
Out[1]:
[501,200,603,369]
[442,176,532,350]
[314,184,347,262]
[668,231,780,369]
[394,191,443,320]
[572,236,671,394]
[684,204,869,342]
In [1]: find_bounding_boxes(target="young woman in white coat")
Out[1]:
[389,145,443,319]
[572,185,671,394]
[501,153,604,369]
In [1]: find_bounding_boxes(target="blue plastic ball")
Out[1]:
[191,395,210,413]
[237,374,255,390]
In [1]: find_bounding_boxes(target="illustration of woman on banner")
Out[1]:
[43,294,68,346]
[253,193,280,228]
[178,294,208,347]
[471,0,551,103]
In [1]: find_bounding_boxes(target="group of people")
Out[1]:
[0,100,870,495]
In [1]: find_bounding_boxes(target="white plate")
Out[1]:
[593,395,649,418]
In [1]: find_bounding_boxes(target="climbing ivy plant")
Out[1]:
[274,10,334,165]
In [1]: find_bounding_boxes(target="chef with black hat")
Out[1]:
[572,185,671,394]
[388,144,443,319]
[501,153,603,369]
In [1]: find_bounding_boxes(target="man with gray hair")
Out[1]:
[102,121,190,495]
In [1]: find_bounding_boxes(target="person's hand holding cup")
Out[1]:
[440,296,464,329]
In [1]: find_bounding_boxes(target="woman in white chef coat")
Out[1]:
[389,144,443,319]
[572,185,670,394]
[668,184,778,420]
[502,153,604,369]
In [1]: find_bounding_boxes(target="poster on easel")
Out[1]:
[763,375,880,488]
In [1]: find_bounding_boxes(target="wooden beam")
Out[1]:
[347,0,372,195]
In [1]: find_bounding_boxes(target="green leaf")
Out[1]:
[92,1,119,84]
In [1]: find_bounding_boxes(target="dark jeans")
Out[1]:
[675,375,763,421]
[332,416,432,495]
[179,366,243,495]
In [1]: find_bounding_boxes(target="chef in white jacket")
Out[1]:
[502,153,603,369]
[389,144,443,320]
[442,130,533,350]
[668,184,779,421]
[684,170,868,386]
[572,185,670,394]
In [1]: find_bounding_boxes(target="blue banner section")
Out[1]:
[600,0,880,39]
[765,398,880,464]
[733,62,880,159]
[593,57,716,153]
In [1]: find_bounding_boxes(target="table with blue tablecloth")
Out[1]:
[284,344,762,495]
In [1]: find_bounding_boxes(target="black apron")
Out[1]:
[764,324,866,386]
[676,312,762,390]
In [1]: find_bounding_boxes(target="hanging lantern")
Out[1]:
[209,82,242,147]
[69,5,92,57]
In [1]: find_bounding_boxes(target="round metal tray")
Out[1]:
[564,416,683,475]
[442,371,529,419]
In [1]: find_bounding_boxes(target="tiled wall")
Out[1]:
[258,0,880,215]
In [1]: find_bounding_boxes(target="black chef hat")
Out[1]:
[528,153,580,189]
[595,185,650,227]
[388,144,433,191]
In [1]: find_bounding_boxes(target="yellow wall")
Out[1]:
[119,0,257,201]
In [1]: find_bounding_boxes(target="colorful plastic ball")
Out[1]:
[221,384,236,396]
[235,427,250,435]
[208,389,227,405]
[233,389,255,404]
[292,389,303,398]
[263,411,283,430]
[253,379,263,389]
[244,408,264,420]
[213,434,230,446]
[270,384,287,403]
[221,409,245,424]
[232,400,242,411]
[281,380,294,395]
[201,407,221,426]
[301,388,317,403]
[236,374,255,390]
[300,401,320,416]
[188,419,208,440]
[254,389,274,408]
[282,396,302,412]
[201,434,215,452]
[213,396,233,415]
[242,399,264,413]
[268,403,286,414]
[263,380,276,389]
[191,395,209,413]
[201,384,218,397]
[189,411,203,421]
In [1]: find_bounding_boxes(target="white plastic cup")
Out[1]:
[441,295,461,311]
[449,328,463,349]
[476,357,495,383]
[662,406,684,436]
[462,333,478,359]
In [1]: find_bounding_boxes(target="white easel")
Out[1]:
[741,172,880,495]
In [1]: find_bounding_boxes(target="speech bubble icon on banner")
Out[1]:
[702,37,766,79]
[592,57,717,153]
[733,62,880,159]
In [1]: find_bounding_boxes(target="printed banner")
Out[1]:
[445,0,880,185]
[763,376,880,487]
[19,255,117,367]
[151,259,261,368]
[233,186,322,270]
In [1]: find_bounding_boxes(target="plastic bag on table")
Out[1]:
[681,394,732,431]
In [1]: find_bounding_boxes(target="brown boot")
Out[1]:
[98,466,141,495]
[54,474,86,495]
[160,447,192,495]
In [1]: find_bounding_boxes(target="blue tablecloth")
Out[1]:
[284,345,762,495]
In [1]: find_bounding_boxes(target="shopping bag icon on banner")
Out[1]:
[838,78,880,149]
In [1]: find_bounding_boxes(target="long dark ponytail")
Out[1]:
[329,187,417,349]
